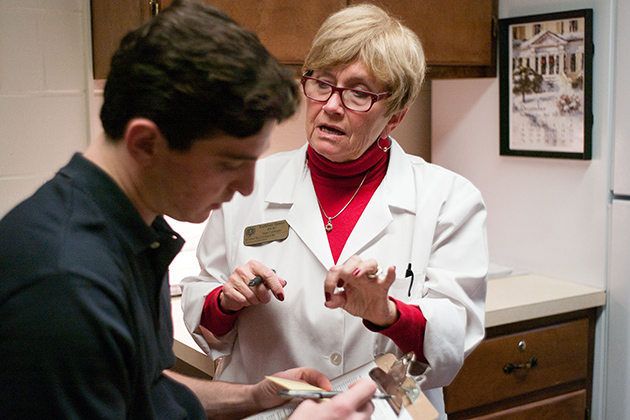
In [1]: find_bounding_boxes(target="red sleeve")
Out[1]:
[363,298,428,363]
[199,286,240,337]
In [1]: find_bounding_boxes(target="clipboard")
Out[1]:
[259,354,438,420]
[371,354,438,420]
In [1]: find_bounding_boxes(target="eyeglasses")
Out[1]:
[301,74,390,112]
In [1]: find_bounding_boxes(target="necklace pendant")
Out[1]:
[316,170,369,235]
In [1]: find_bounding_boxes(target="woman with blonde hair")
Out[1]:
[182,4,488,418]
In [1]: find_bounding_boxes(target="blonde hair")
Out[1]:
[303,4,426,116]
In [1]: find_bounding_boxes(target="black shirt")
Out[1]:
[0,154,205,420]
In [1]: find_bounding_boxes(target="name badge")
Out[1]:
[243,220,289,246]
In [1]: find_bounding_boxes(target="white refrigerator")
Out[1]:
[606,0,630,417]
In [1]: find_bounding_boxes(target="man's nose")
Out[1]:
[234,166,256,197]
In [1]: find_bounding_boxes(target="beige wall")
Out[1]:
[0,0,91,218]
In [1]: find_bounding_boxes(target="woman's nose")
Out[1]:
[322,90,345,113]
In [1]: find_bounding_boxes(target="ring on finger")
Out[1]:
[367,266,382,279]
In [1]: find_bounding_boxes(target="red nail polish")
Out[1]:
[278,293,285,301]
[352,268,360,276]
[337,280,344,287]
[325,292,331,302]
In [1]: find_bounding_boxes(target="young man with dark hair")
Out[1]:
[0,1,377,419]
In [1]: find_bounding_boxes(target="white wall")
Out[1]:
[433,0,611,290]
[0,0,92,217]
[432,0,613,418]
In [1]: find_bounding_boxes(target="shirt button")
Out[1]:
[330,352,342,366]
[149,241,160,249]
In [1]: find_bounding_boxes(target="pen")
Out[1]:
[248,269,276,287]
[248,275,264,287]
[405,263,414,297]
[277,390,393,400]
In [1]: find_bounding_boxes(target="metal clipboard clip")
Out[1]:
[369,352,432,418]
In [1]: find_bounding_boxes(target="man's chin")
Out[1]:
[168,211,211,225]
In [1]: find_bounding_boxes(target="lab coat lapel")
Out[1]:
[263,142,416,269]
[337,186,392,263]
[337,141,417,263]
[265,146,335,269]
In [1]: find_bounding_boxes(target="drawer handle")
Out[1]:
[503,357,537,373]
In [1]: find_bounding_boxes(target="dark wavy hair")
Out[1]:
[100,0,299,150]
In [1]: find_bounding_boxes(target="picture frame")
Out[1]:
[499,9,593,159]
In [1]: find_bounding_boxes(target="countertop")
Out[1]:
[171,273,607,376]
[485,273,605,327]
[171,297,215,375]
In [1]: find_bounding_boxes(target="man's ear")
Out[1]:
[123,118,163,165]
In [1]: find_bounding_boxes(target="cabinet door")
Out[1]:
[199,0,345,67]
[469,390,586,420]
[92,0,497,80]
[444,318,589,414]
[349,0,498,78]
[91,0,345,79]
[91,0,148,80]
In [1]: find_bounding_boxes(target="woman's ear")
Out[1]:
[123,118,163,165]
[380,107,409,138]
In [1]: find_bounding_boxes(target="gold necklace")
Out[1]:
[317,171,369,232]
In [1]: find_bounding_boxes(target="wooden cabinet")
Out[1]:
[191,0,346,68]
[90,0,344,80]
[90,0,148,81]
[444,308,597,420]
[90,0,497,80]
[350,0,498,78]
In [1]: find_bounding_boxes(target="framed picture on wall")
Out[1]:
[499,9,593,159]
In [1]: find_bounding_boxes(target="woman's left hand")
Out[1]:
[323,256,399,327]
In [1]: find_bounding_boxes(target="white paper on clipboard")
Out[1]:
[244,354,437,420]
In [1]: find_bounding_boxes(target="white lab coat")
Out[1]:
[181,140,488,418]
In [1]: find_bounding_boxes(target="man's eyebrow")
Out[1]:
[221,151,259,161]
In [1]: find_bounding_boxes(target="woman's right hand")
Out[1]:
[219,260,287,313]
[324,256,398,328]
[289,379,377,420]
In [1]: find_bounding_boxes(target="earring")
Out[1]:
[377,136,392,152]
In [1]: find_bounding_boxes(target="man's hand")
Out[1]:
[289,379,377,420]
[166,367,376,420]
[252,367,332,410]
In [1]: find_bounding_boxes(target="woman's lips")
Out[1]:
[319,125,345,136]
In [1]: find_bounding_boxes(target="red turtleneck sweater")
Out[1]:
[200,143,427,363]
[307,141,387,263]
